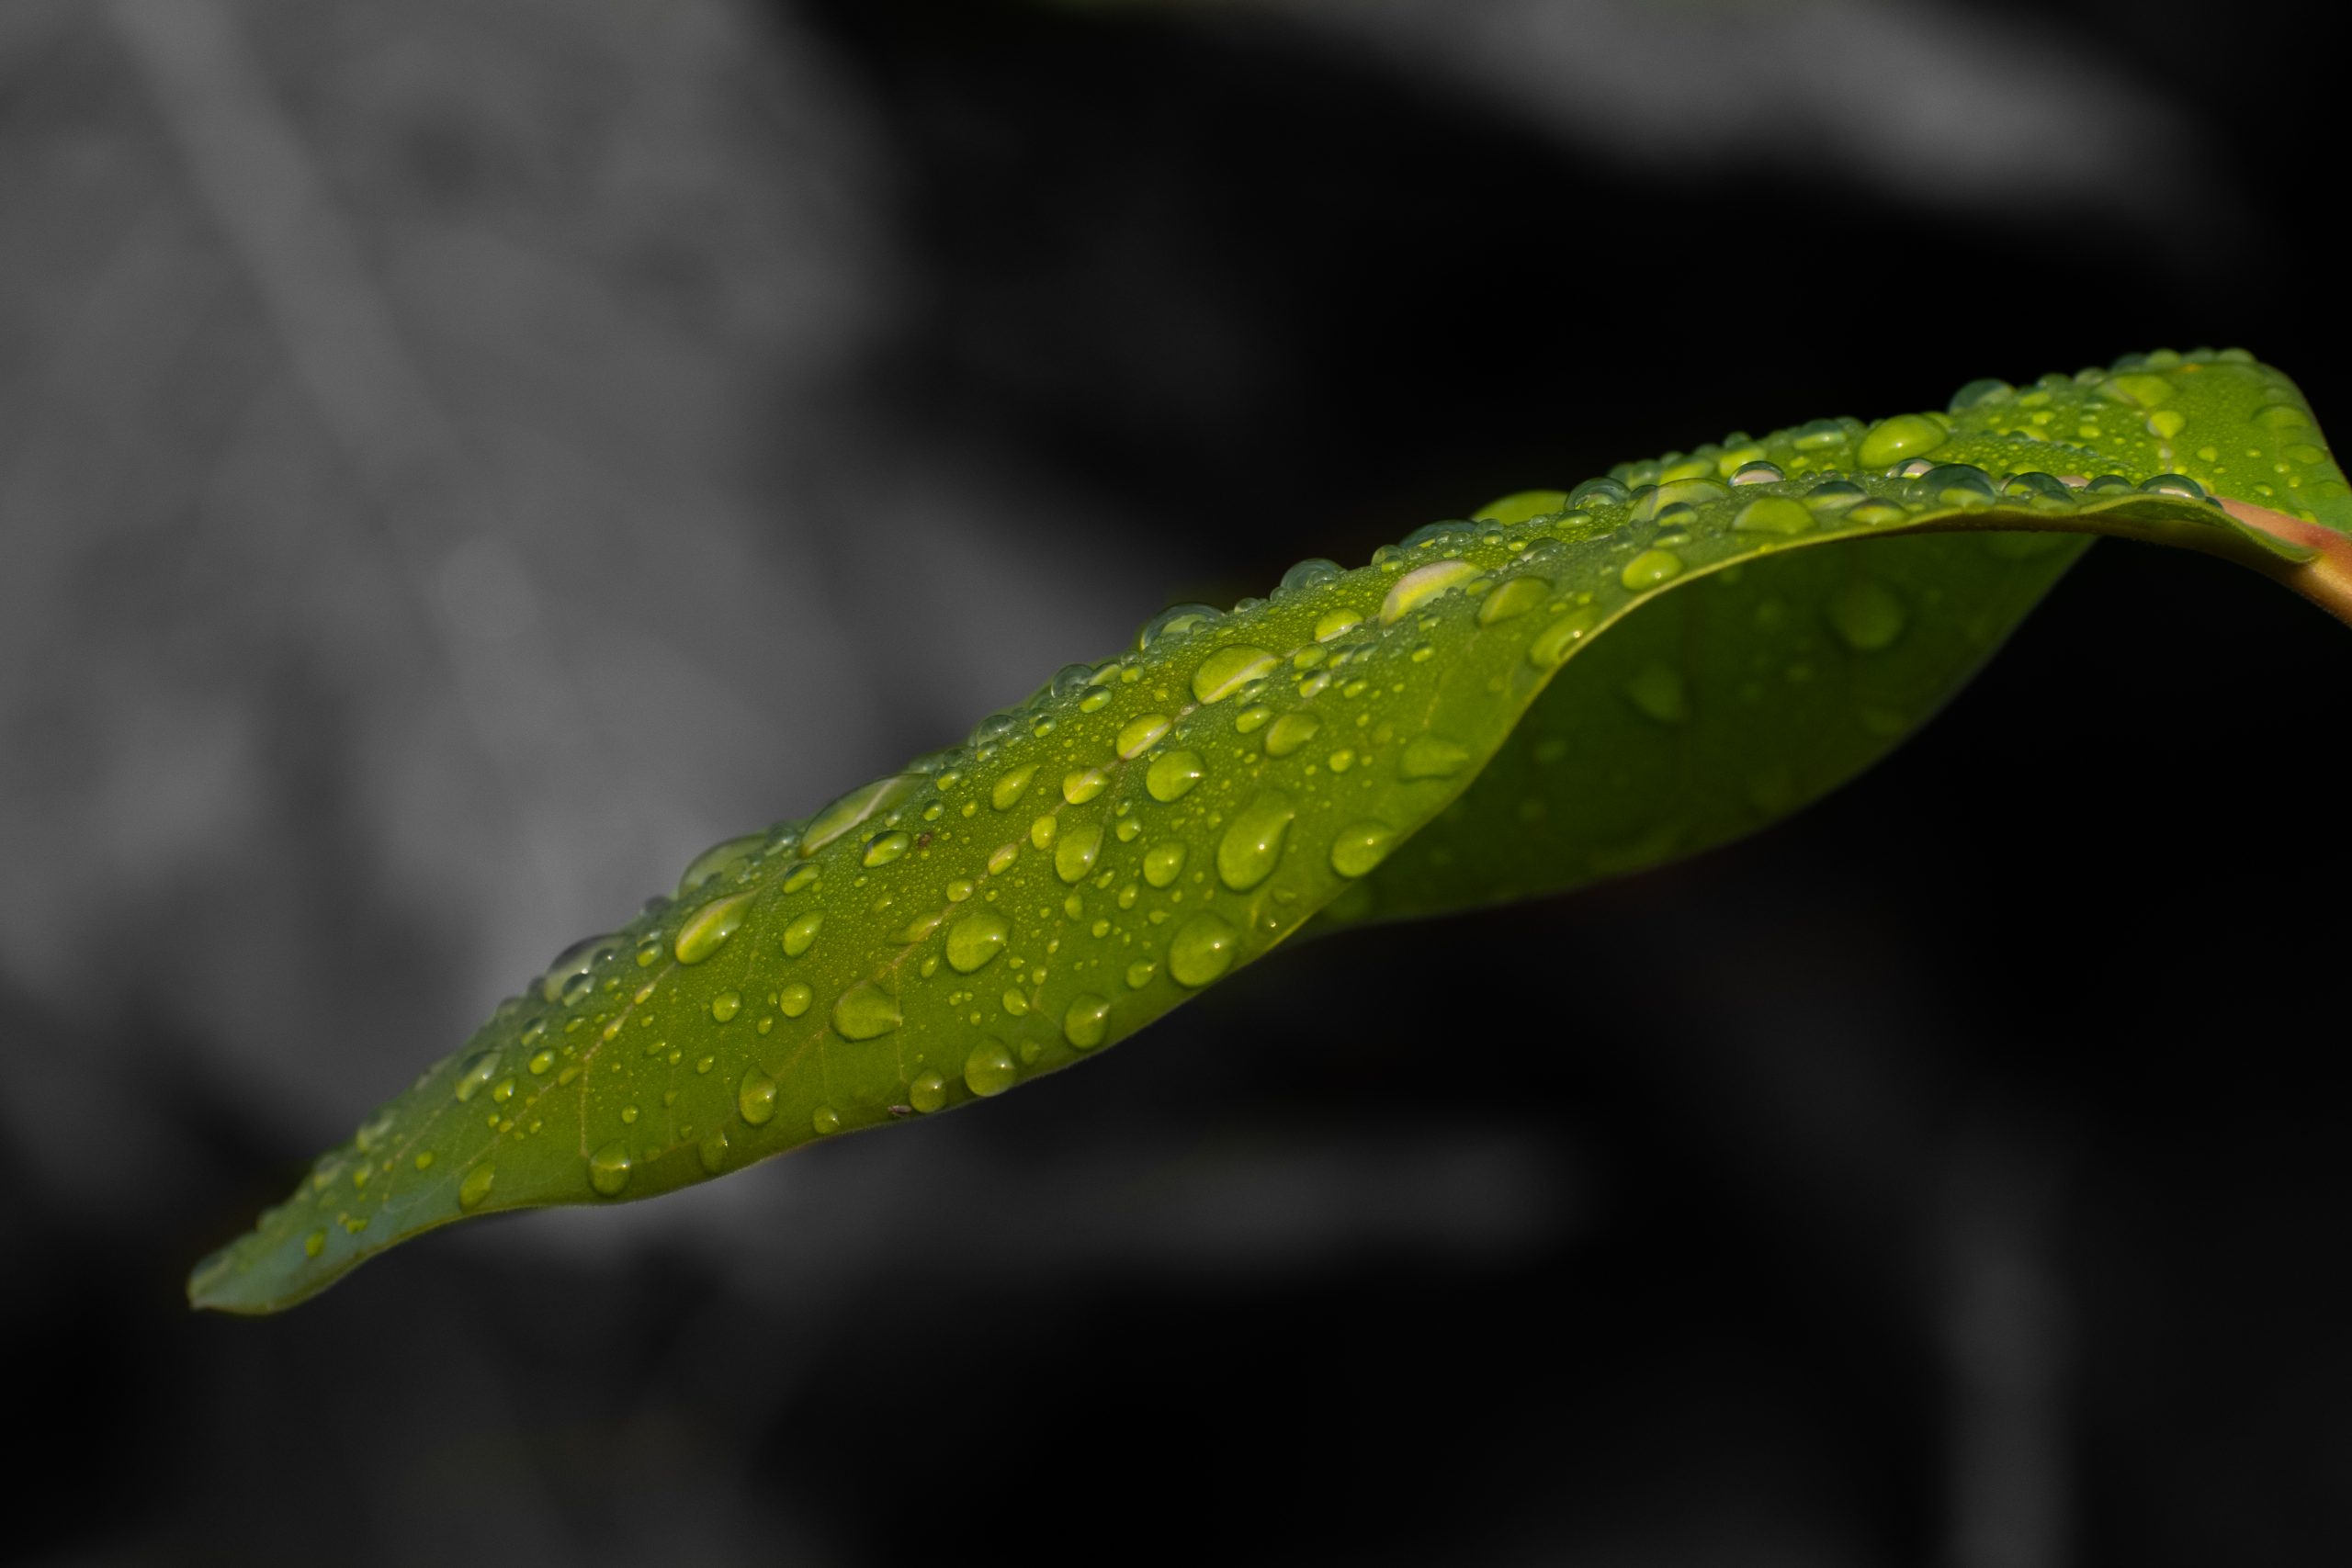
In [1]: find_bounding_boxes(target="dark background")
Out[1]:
[3,1,2346,1563]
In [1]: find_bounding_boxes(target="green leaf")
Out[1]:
[189,348,2352,1313]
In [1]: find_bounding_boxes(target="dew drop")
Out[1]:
[782,910,823,957]
[1621,549,1684,592]
[1623,663,1690,725]
[1125,958,1158,988]
[1857,413,1948,469]
[801,774,919,856]
[1730,460,1784,486]
[1314,609,1363,641]
[1146,750,1206,802]
[711,990,742,1023]
[588,1142,632,1197]
[1216,790,1297,891]
[1144,841,1188,887]
[1117,715,1172,758]
[1062,767,1110,805]
[1399,735,1471,780]
[1732,496,1814,536]
[910,1071,947,1113]
[832,980,903,1041]
[1263,711,1321,757]
[812,1106,842,1135]
[1829,581,1907,651]
[455,1052,499,1102]
[947,910,1010,973]
[1329,819,1397,878]
[541,934,621,1005]
[862,830,910,867]
[1380,558,1480,624]
[1528,609,1600,668]
[1192,645,1279,704]
[965,1040,1019,1097]
[673,891,755,965]
[1055,823,1104,884]
[1473,490,1566,524]
[527,1048,555,1074]
[676,833,764,898]
[780,981,813,1017]
[698,1129,730,1173]
[1168,913,1239,987]
[738,1066,777,1125]
[458,1163,496,1211]
[1064,994,1112,1049]
[1137,603,1225,649]
[992,765,1038,810]
[1477,576,1549,626]
[304,1229,327,1258]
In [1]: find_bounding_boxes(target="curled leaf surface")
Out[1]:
[190,349,2351,1313]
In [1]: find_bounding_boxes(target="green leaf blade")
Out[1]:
[189,348,2350,1313]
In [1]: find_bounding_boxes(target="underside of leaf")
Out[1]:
[189,348,2351,1313]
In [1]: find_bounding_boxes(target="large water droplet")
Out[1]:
[588,1142,632,1197]
[1732,496,1814,536]
[739,1067,777,1124]
[1144,841,1188,887]
[1146,750,1205,802]
[780,981,813,1017]
[991,765,1038,810]
[1399,735,1471,780]
[458,1163,496,1211]
[455,1052,499,1102]
[1117,714,1172,758]
[832,981,903,1041]
[676,833,764,897]
[1056,823,1104,884]
[1621,549,1684,592]
[1329,820,1396,878]
[1192,645,1279,704]
[1477,576,1548,626]
[1062,767,1110,805]
[711,990,741,1023]
[1314,609,1363,641]
[1857,413,1948,468]
[910,1071,947,1113]
[674,891,755,964]
[1064,994,1112,1049]
[1168,913,1239,987]
[1263,711,1321,757]
[1528,609,1599,668]
[801,774,919,856]
[782,910,822,957]
[1828,581,1906,651]
[541,934,620,1005]
[862,831,910,867]
[1278,558,1346,596]
[1380,558,1480,625]
[1137,602,1225,650]
[1216,790,1296,891]
[947,910,1010,973]
[966,1040,1019,1096]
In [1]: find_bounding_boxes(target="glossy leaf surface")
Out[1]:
[190,349,2352,1312]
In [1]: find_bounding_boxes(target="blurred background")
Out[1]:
[3,0,2346,1563]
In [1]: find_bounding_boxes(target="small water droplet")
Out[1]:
[1314,609,1363,641]
[1030,815,1057,851]
[1055,823,1103,884]
[711,990,742,1023]
[1730,460,1785,486]
[991,765,1038,810]
[1064,994,1112,1048]
[1569,475,1632,504]
[782,910,823,957]
[1146,750,1206,802]
[541,933,621,1005]
[527,1048,555,1075]
[812,1106,842,1135]
[698,1129,730,1173]
[862,830,910,867]
[1948,377,2014,412]
[832,980,903,1041]
[1399,735,1471,780]
[1858,413,1948,468]
[910,1071,948,1113]
[304,1228,328,1258]
[1125,958,1158,988]
[782,863,820,894]
[2138,472,2207,501]
[1168,913,1239,987]
[588,1142,632,1197]
[1381,558,1480,625]
[1528,609,1600,668]
[1623,663,1690,725]
[1137,602,1226,650]
[965,1041,1019,1097]
[1216,790,1296,891]
[1921,463,1996,507]
[780,981,813,1017]
[801,774,920,856]
[1117,714,1172,758]
[1192,645,1279,704]
[1329,819,1396,878]
[1828,581,1906,651]
[459,1163,497,1211]
[1062,767,1110,805]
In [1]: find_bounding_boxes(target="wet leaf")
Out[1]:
[190,348,2352,1312]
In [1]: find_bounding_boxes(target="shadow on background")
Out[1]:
[1,0,2345,1563]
